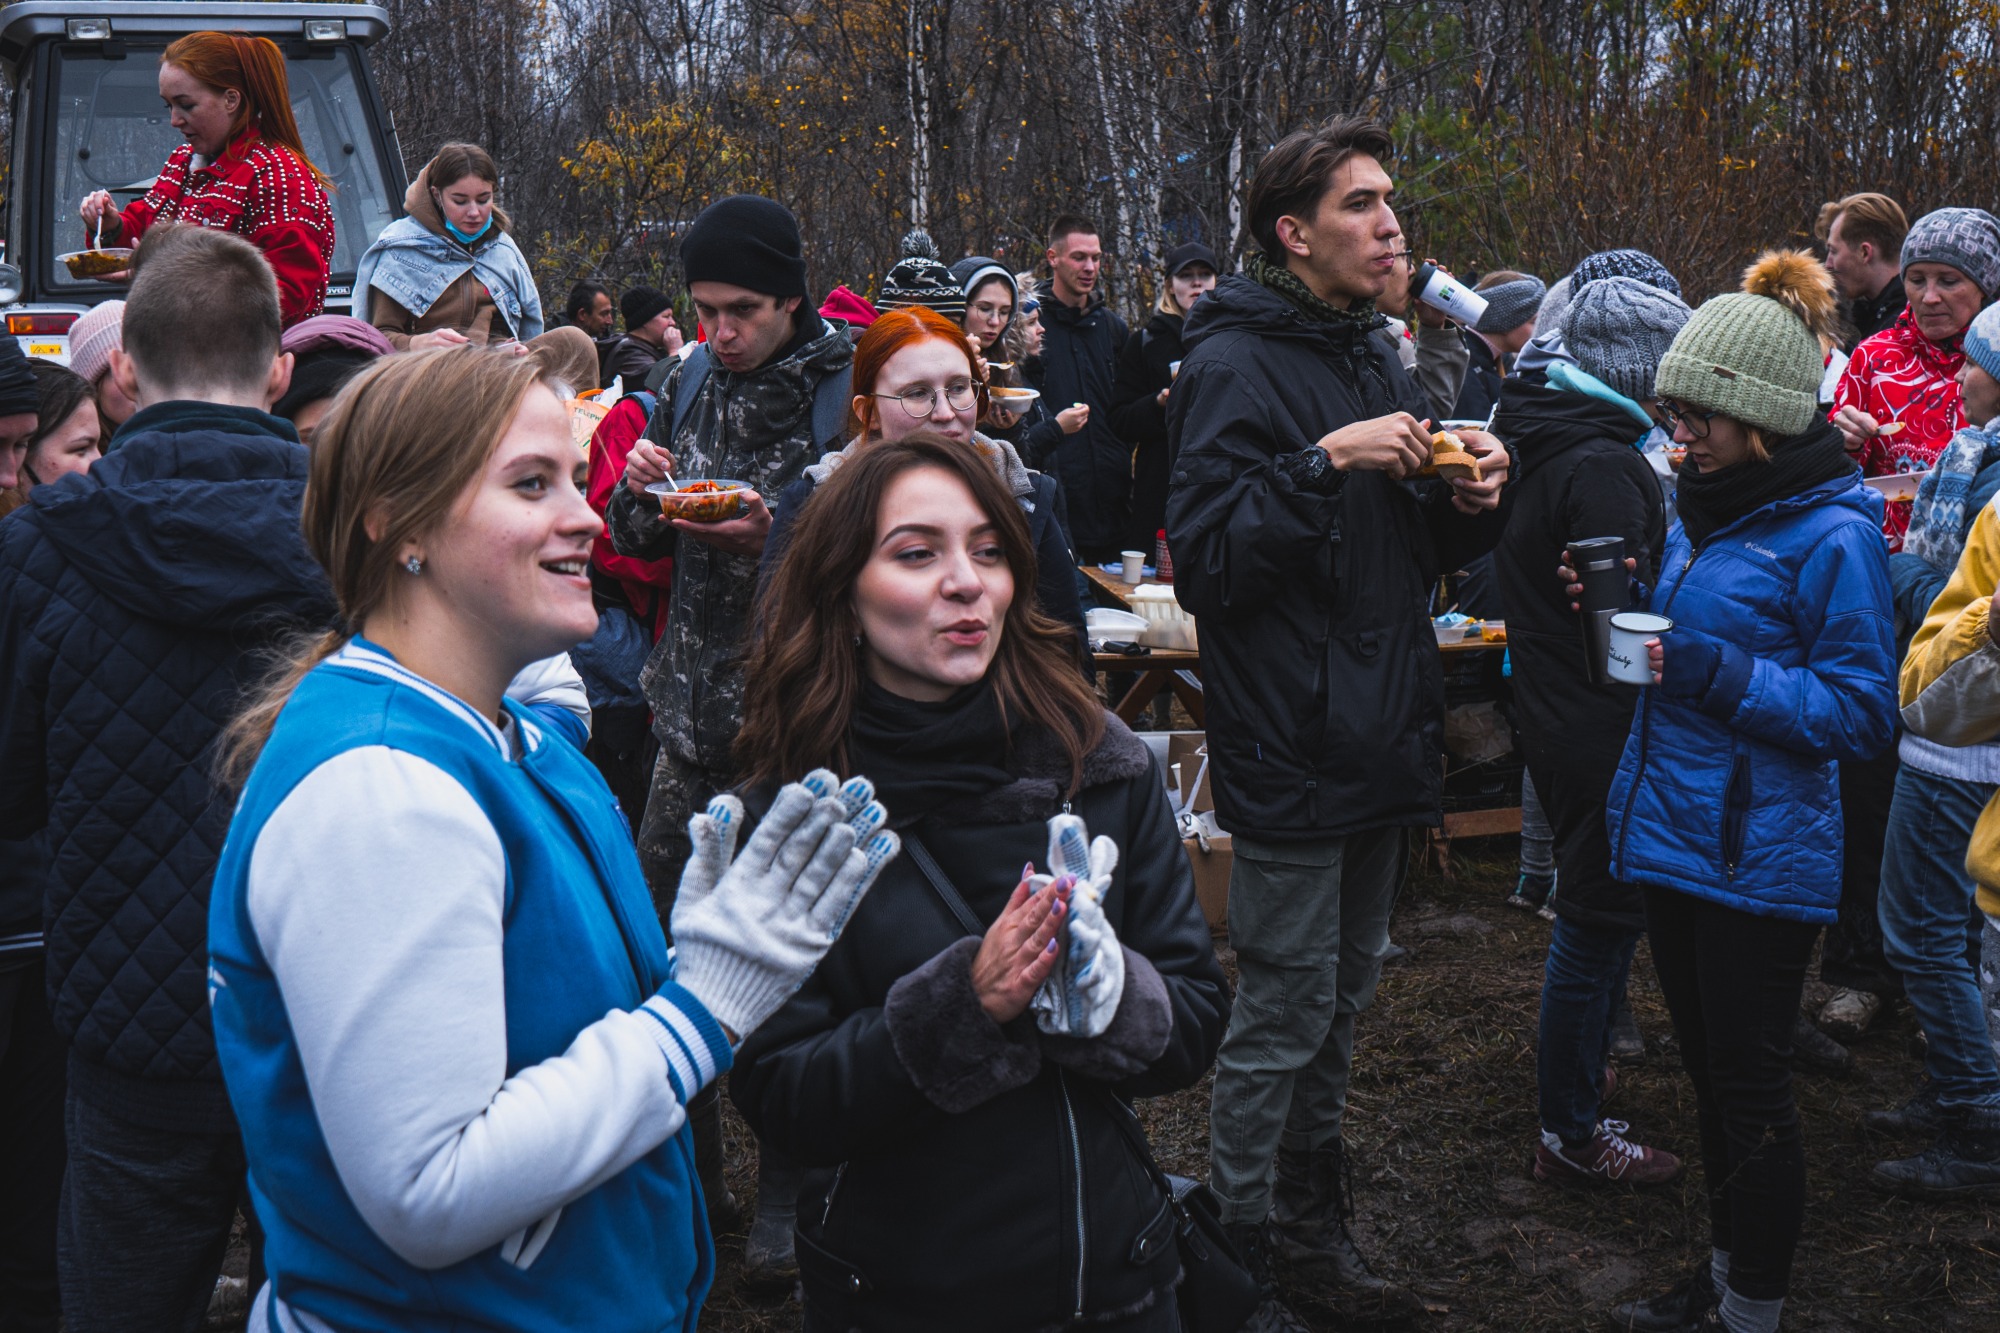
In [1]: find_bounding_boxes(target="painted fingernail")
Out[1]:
[1021,862,1036,882]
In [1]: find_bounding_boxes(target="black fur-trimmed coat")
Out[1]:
[731,714,1229,1331]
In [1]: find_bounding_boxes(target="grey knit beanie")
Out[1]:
[1562,277,1693,401]
[1902,207,2000,300]
[1473,275,1546,334]
[1534,276,1575,333]
[1570,249,1682,299]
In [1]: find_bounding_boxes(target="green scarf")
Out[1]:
[1246,251,1385,337]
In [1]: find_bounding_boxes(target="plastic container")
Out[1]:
[646,479,752,523]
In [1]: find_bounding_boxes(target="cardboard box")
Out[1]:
[1150,731,1230,933]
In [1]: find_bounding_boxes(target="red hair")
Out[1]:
[162,32,331,188]
[849,305,988,437]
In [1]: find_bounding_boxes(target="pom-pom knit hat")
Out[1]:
[1655,250,1841,437]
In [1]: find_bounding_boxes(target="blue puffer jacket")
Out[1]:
[1605,470,1897,923]
[0,402,336,1126]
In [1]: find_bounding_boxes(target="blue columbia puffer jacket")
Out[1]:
[0,402,335,1123]
[1605,469,1897,923]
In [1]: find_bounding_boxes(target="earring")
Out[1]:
[404,555,424,575]
[853,633,862,647]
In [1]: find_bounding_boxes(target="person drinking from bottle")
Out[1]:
[206,346,899,1333]
[1595,252,1897,1333]
[730,431,1228,1332]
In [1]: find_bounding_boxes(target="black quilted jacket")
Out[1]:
[0,402,334,1124]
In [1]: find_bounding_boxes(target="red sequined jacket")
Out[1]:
[1830,309,1967,549]
[102,131,335,327]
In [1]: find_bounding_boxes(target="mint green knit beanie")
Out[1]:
[1654,251,1840,437]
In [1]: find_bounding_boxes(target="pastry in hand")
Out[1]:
[1420,429,1483,483]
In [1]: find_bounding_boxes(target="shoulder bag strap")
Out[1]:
[901,833,986,937]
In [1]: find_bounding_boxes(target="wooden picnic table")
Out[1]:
[1080,561,1518,873]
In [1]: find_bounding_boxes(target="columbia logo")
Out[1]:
[1745,542,1779,558]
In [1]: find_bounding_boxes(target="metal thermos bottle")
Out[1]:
[1573,536,1627,686]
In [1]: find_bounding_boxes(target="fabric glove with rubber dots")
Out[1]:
[1027,813,1127,1039]
[670,770,899,1041]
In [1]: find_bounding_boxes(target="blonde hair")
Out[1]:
[217,348,560,787]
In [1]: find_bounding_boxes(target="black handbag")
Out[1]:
[902,837,1261,1333]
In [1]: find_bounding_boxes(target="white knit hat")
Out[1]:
[68,300,126,384]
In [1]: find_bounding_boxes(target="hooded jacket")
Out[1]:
[1034,281,1131,553]
[605,315,854,773]
[731,718,1227,1332]
[1492,375,1665,929]
[1606,458,1897,923]
[0,402,336,1127]
[1165,275,1503,841]
[354,164,544,349]
[1450,329,1504,422]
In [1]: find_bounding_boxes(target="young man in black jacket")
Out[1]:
[0,226,335,1330]
[1036,214,1130,562]
[1167,115,1508,1326]
[1491,274,1690,1194]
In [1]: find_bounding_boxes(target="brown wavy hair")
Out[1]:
[737,431,1103,792]
[216,347,562,788]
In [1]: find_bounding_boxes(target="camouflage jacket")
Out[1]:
[606,319,854,772]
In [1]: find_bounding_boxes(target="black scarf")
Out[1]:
[846,679,1017,826]
[1675,419,1859,549]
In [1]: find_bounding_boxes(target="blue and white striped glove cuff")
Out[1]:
[639,981,736,1104]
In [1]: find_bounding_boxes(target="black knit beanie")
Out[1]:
[0,335,38,418]
[621,287,672,331]
[679,195,809,299]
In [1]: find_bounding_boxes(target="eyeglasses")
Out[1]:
[1656,399,1719,439]
[875,380,979,420]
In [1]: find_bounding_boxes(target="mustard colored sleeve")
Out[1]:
[1901,503,2000,743]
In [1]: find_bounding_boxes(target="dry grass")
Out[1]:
[701,838,2000,1332]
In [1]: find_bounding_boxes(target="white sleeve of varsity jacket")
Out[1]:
[506,652,592,743]
[247,746,729,1270]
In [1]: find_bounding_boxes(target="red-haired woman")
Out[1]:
[759,305,1087,657]
[78,31,335,326]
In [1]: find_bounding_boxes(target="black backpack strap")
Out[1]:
[664,343,714,447]
[812,363,854,452]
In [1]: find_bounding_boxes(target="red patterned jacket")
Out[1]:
[103,130,335,327]
[1830,309,1966,549]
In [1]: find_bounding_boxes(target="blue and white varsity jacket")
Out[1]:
[209,638,731,1331]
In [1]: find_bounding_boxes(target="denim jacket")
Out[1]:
[353,217,543,341]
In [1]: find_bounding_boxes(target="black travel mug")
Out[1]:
[1573,536,1627,686]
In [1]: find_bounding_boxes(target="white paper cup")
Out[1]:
[1120,550,1146,583]
[1607,612,1672,685]
[1413,262,1490,326]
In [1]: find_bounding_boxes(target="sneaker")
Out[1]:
[1607,1262,1719,1331]
[1865,1081,1948,1138]
[1789,1012,1852,1075]
[1507,873,1554,913]
[1817,987,1884,1042]
[1610,1002,1646,1062]
[1533,1121,1684,1188]
[1869,1111,2000,1200]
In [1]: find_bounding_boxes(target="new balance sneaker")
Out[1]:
[1533,1120,1684,1189]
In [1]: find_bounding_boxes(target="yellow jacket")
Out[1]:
[1901,502,2000,916]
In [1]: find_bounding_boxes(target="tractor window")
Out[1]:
[47,43,397,294]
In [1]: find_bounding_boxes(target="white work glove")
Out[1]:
[1027,813,1127,1039]
[670,770,899,1040]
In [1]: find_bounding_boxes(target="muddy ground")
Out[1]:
[697,836,2000,1333]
